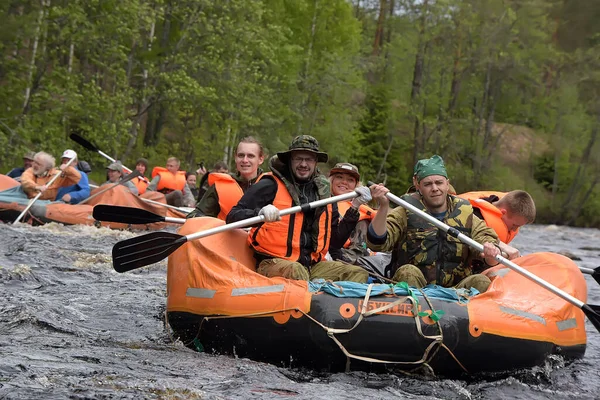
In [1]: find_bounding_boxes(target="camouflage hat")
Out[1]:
[277,135,328,163]
[23,151,36,160]
[329,162,360,181]
[413,155,448,182]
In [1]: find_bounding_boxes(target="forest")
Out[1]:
[1,0,600,226]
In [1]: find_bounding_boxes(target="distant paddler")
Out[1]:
[20,151,81,201]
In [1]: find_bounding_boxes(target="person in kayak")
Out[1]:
[459,190,536,259]
[102,162,139,195]
[188,137,265,220]
[7,151,36,181]
[368,155,501,293]
[147,157,195,207]
[55,149,91,204]
[227,135,371,283]
[20,151,81,200]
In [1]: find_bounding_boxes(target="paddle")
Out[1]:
[579,267,600,285]
[69,133,133,174]
[139,197,194,214]
[78,170,142,205]
[13,157,77,224]
[93,205,186,225]
[111,191,359,273]
[371,183,600,332]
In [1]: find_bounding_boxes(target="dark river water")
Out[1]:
[1,222,599,399]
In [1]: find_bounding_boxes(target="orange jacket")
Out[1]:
[151,167,186,193]
[20,166,81,200]
[207,173,244,220]
[134,176,149,195]
[248,176,331,263]
[459,191,517,243]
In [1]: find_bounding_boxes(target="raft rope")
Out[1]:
[171,281,469,375]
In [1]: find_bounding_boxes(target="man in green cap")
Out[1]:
[227,135,371,283]
[367,155,501,293]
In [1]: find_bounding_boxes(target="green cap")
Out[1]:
[413,155,448,182]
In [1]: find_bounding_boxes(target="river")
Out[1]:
[1,222,599,399]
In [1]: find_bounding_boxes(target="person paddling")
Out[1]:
[102,162,139,195]
[368,155,501,293]
[20,152,82,201]
[147,157,194,207]
[7,151,36,181]
[55,149,91,204]
[188,137,265,220]
[227,135,370,283]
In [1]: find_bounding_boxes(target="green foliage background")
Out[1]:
[2,0,600,226]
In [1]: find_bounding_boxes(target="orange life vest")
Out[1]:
[248,176,332,264]
[151,167,186,193]
[134,176,149,195]
[337,200,377,248]
[458,191,517,243]
[207,173,245,220]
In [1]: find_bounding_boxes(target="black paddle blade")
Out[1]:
[592,267,600,285]
[69,133,99,152]
[582,304,600,333]
[93,205,165,224]
[112,231,186,273]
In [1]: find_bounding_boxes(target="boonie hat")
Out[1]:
[413,155,448,182]
[277,135,328,163]
[61,149,77,160]
[23,151,36,160]
[329,162,360,181]
[106,162,123,173]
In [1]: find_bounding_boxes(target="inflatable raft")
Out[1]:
[166,218,587,375]
[0,175,184,229]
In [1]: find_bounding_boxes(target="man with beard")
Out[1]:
[227,135,371,283]
[188,137,265,220]
[20,151,81,200]
[367,155,501,293]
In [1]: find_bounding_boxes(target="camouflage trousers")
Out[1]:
[258,258,369,283]
[392,264,491,293]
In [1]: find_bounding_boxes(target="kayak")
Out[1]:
[0,175,185,229]
[165,218,587,376]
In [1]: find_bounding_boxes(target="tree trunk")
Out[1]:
[562,121,598,211]
[22,0,46,114]
[372,0,387,56]
[410,0,428,165]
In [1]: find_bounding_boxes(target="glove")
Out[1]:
[259,204,281,222]
[351,186,372,208]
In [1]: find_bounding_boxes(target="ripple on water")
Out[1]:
[0,223,599,399]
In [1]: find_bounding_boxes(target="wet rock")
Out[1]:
[556,251,582,261]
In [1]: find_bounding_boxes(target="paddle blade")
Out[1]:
[69,133,98,152]
[592,267,600,285]
[112,231,186,273]
[93,205,165,224]
[582,304,600,333]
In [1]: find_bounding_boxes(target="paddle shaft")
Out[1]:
[13,157,77,224]
[183,191,359,243]
[140,197,193,214]
[383,191,586,309]
[78,170,141,205]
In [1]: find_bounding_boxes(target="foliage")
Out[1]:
[2,0,600,226]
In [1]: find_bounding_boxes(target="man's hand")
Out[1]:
[369,183,390,207]
[498,242,521,260]
[351,186,372,208]
[62,194,72,203]
[481,242,501,266]
[59,163,69,171]
[196,166,207,176]
[35,185,47,193]
[259,204,280,222]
